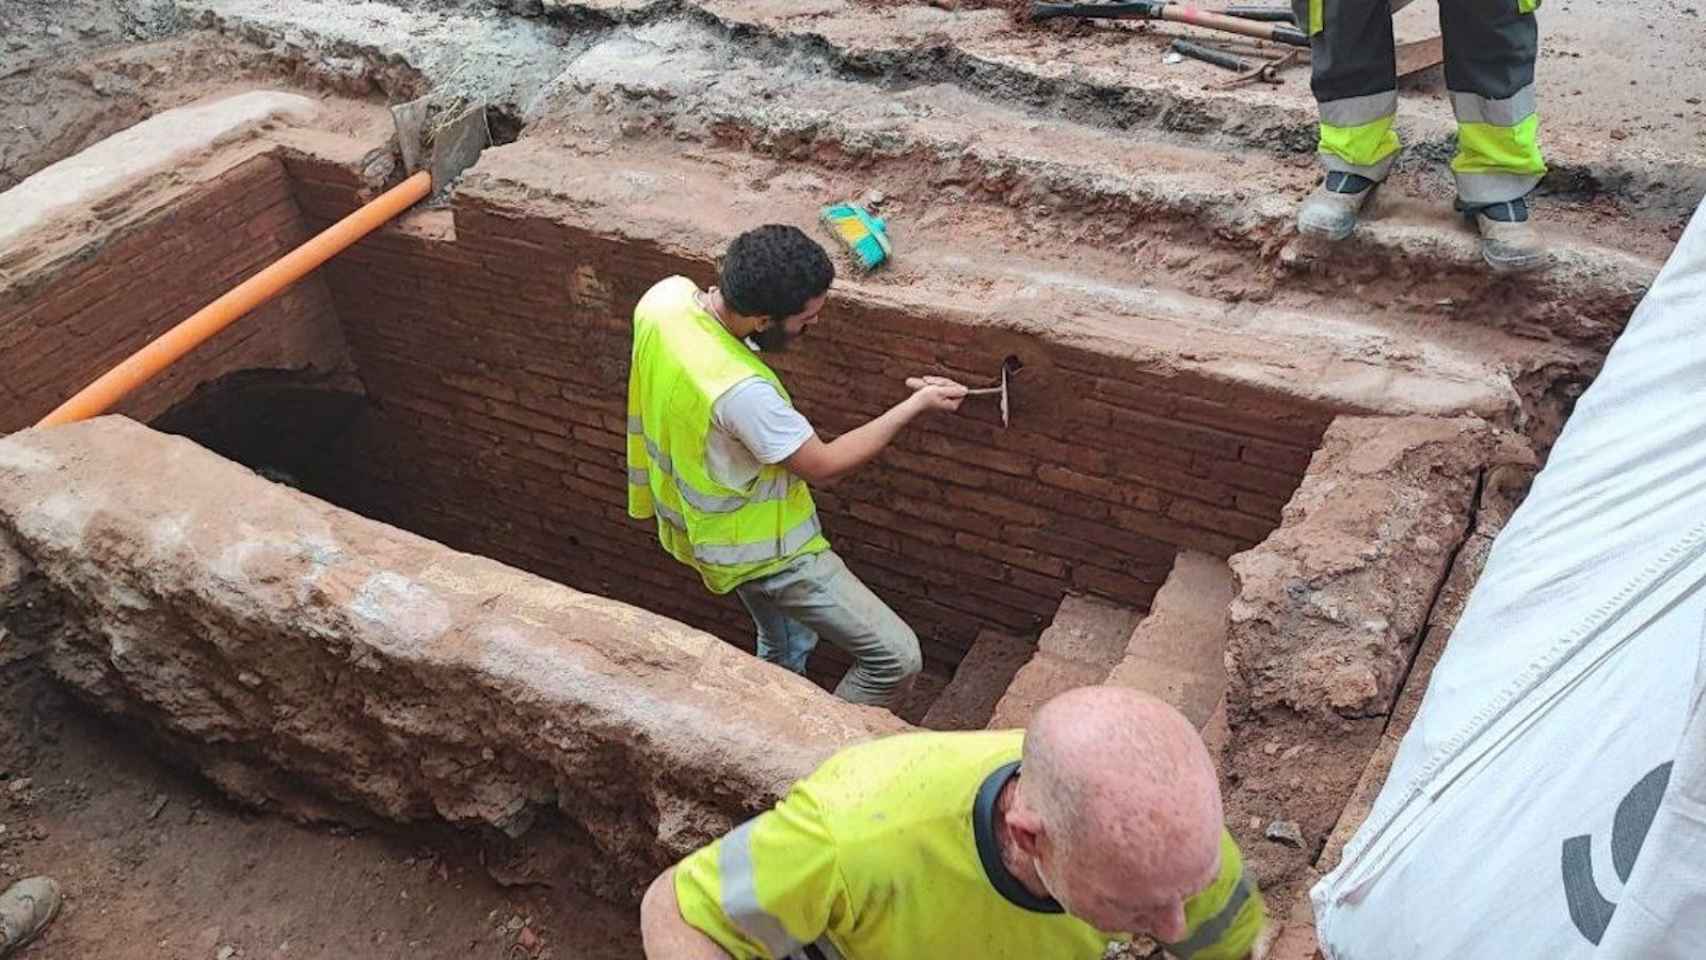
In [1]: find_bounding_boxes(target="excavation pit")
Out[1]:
[0,44,1628,947]
[152,153,1340,694]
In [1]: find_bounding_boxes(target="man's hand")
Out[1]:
[904,376,969,413]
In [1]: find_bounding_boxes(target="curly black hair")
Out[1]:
[719,225,835,321]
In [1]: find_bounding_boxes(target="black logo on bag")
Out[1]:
[1560,761,1674,944]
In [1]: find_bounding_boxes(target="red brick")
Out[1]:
[886,494,975,531]
[857,331,940,366]
[926,584,1045,633]
[1036,464,1164,513]
[1173,394,1329,447]
[842,542,953,588]
[1009,520,1174,569]
[952,574,1061,619]
[899,534,1009,582]
[1234,490,1289,522]
[1071,564,1165,605]
[910,431,1034,477]
[1241,438,1316,474]
[989,470,1110,521]
[1095,403,1244,459]
[952,531,1068,579]
[533,432,585,458]
[991,429,1109,476]
[1206,458,1303,498]
[1005,566,1071,602]
[1165,499,1276,543]
[1089,374,1178,415]
[848,501,956,548]
[883,449,992,489]
[572,424,626,454]
[952,488,1053,527]
[868,467,948,503]
[1109,510,1246,558]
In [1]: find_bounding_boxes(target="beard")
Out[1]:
[751,322,795,353]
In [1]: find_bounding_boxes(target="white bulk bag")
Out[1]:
[1312,195,1706,960]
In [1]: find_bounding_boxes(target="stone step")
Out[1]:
[987,594,1144,728]
[1105,550,1235,730]
[922,629,1034,731]
[891,665,952,727]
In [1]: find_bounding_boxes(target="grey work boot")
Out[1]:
[1470,197,1548,273]
[0,877,61,957]
[1297,172,1380,241]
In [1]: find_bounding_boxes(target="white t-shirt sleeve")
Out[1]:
[711,377,815,465]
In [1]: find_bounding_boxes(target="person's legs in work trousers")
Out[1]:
[1293,0,1401,238]
[733,550,922,706]
[1439,0,1548,270]
[1438,0,1546,208]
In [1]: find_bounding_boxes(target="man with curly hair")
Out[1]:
[626,224,967,706]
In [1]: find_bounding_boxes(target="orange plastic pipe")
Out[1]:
[35,169,434,429]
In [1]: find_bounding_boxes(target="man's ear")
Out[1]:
[1006,802,1045,859]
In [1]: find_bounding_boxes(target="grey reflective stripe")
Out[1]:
[654,508,822,569]
[749,473,792,505]
[632,426,793,515]
[628,413,644,434]
[1454,169,1545,205]
[1318,90,1397,128]
[693,513,822,566]
[655,501,689,533]
[627,467,650,486]
[677,481,751,514]
[1160,873,1253,960]
[719,820,803,957]
[1320,149,1398,181]
[642,436,677,480]
[1451,84,1537,127]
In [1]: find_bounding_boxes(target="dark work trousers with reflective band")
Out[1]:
[1292,0,1548,205]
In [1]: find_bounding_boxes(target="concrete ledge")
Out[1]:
[0,417,906,898]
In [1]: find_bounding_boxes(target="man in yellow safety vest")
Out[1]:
[640,686,1270,960]
[626,224,967,706]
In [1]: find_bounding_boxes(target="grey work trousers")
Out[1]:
[734,550,922,707]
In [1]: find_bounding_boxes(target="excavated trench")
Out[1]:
[145,228,1328,695]
[2,0,1683,933]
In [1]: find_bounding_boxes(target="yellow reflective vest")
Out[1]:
[627,277,830,594]
[675,729,1266,960]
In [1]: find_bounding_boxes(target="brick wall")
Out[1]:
[0,154,349,434]
[288,157,1329,678]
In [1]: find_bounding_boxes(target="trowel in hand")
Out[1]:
[963,360,1014,428]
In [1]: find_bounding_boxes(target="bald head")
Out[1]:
[1007,687,1223,940]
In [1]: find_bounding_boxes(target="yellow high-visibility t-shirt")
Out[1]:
[675,730,1265,960]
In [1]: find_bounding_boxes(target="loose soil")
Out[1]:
[0,652,641,960]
